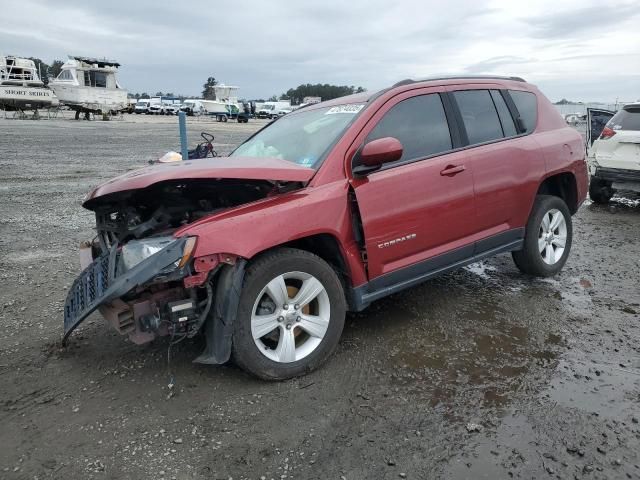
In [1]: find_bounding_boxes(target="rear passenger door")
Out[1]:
[350,89,476,280]
[448,87,544,244]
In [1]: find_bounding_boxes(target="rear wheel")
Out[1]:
[512,195,573,277]
[232,248,346,380]
[589,176,614,204]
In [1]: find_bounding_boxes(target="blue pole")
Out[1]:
[179,111,188,160]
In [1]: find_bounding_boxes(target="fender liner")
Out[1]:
[193,259,247,365]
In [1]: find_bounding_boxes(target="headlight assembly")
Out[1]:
[121,236,197,272]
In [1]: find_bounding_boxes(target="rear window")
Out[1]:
[509,90,537,133]
[608,106,640,131]
[453,90,504,144]
[490,90,517,137]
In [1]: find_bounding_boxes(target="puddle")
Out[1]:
[544,352,640,419]
[392,300,561,412]
[536,275,593,315]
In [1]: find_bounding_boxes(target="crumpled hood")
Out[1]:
[83,156,315,208]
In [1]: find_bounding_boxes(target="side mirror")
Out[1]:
[352,137,403,176]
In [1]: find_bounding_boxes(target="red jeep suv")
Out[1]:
[64,76,587,379]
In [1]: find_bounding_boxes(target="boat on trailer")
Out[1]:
[49,56,128,119]
[0,55,59,114]
[201,84,242,120]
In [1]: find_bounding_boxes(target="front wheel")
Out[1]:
[232,248,346,380]
[512,195,573,277]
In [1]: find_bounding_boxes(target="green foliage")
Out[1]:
[27,57,50,85]
[49,60,64,79]
[281,83,366,105]
[202,76,218,99]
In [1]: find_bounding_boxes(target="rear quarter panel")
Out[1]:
[530,88,588,207]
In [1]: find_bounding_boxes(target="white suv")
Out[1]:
[148,103,166,115]
[587,104,640,203]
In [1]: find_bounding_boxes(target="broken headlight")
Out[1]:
[121,236,197,271]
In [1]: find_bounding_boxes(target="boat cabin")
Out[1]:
[53,56,123,90]
[0,55,44,86]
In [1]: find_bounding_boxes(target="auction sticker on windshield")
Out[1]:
[325,104,364,115]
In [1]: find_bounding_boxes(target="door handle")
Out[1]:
[440,164,465,176]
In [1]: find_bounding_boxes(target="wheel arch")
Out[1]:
[536,171,579,214]
[250,233,350,281]
[245,233,364,311]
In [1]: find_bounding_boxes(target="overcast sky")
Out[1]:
[3,0,639,102]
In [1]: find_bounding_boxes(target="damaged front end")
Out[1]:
[63,233,245,364]
[63,157,315,363]
[64,235,200,344]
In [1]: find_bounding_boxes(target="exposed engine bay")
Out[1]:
[65,177,301,360]
[88,178,278,252]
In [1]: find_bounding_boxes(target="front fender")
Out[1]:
[175,180,367,286]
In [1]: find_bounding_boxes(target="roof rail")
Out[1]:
[391,75,526,88]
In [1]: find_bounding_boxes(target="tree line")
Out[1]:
[276,83,366,104]
[26,58,64,85]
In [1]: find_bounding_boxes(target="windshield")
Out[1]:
[261,105,275,110]
[231,104,364,168]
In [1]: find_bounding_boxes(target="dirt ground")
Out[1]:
[1,113,639,480]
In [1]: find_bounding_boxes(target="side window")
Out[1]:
[56,70,72,80]
[94,72,107,88]
[509,90,538,133]
[490,90,517,137]
[452,90,504,145]
[366,94,452,163]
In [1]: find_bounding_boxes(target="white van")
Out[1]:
[134,100,151,114]
[181,99,205,116]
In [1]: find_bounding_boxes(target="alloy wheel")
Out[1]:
[538,208,567,265]
[251,271,330,363]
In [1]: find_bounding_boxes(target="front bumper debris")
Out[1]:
[62,237,188,343]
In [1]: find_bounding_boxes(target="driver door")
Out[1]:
[349,89,477,283]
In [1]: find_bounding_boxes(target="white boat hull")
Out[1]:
[49,84,127,112]
[0,85,59,110]
[200,100,229,115]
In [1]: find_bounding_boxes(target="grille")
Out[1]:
[64,250,118,333]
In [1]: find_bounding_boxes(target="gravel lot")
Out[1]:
[1,113,639,480]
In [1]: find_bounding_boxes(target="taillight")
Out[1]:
[599,127,616,139]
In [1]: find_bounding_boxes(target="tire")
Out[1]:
[589,176,614,204]
[232,248,346,380]
[74,110,80,120]
[512,195,573,277]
